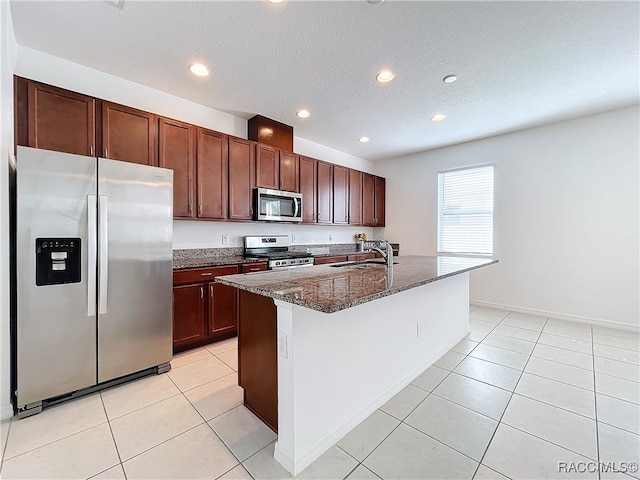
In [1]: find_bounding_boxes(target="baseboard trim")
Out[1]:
[1,403,13,420]
[470,299,639,333]
[275,331,467,475]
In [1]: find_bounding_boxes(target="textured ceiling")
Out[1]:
[10,1,640,161]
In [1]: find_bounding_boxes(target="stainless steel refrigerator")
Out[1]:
[15,146,173,417]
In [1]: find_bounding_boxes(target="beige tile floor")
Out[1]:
[1,307,639,479]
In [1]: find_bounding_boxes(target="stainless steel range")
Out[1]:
[244,235,314,269]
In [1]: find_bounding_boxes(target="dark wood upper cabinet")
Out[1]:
[158,117,195,218]
[316,160,333,224]
[247,115,293,152]
[17,78,96,156]
[279,151,299,192]
[173,283,206,347]
[197,128,228,220]
[102,102,157,166]
[348,169,363,226]
[375,176,386,227]
[228,137,256,220]
[333,165,349,225]
[256,144,279,189]
[362,173,376,227]
[299,156,317,224]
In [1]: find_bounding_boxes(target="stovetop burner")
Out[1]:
[243,235,314,269]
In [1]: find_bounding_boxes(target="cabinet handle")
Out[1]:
[105,148,108,158]
[210,284,214,297]
[90,145,93,156]
[188,203,192,214]
[200,286,203,299]
[201,272,213,276]
[198,204,202,216]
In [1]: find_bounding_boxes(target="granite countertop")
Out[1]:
[173,256,264,270]
[215,255,498,313]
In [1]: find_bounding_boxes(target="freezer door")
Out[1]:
[97,158,173,383]
[16,147,98,407]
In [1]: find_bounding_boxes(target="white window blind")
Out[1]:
[437,165,494,255]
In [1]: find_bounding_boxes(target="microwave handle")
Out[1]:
[294,197,300,218]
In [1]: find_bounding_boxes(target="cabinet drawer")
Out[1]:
[241,262,268,273]
[347,253,376,262]
[314,255,348,265]
[173,265,240,285]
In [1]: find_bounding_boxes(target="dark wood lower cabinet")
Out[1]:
[172,283,206,347]
[173,265,240,353]
[238,290,278,432]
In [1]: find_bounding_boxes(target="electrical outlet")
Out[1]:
[416,322,421,337]
[291,233,298,243]
[328,233,333,242]
[278,331,288,359]
[222,234,229,244]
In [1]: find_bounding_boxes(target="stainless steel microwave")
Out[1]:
[254,188,303,222]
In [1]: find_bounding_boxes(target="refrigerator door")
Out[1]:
[97,158,173,383]
[16,147,98,407]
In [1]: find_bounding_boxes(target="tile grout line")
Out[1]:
[591,324,602,480]
[2,418,111,463]
[170,373,247,466]
[359,314,507,479]
[96,393,127,480]
[471,314,548,479]
[0,418,12,467]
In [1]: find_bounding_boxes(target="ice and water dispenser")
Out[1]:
[35,238,81,286]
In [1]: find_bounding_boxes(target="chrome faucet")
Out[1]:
[363,240,394,269]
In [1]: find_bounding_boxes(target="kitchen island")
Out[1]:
[216,255,497,475]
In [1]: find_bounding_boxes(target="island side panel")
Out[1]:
[238,289,278,432]
[274,272,470,475]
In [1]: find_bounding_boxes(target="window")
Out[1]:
[437,165,494,255]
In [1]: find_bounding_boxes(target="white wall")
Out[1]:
[0,0,17,419]
[375,106,640,329]
[15,46,376,250]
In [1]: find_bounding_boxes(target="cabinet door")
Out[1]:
[228,137,256,220]
[173,284,206,347]
[208,282,238,336]
[348,169,363,226]
[333,165,349,225]
[374,176,386,227]
[197,129,228,219]
[299,156,317,224]
[362,173,375,227]
[317,160,333,224]
[256,144,279,189]
[279,151,299,192]
[159,117,195,218]
[102,102,157,166]
[24,80,96,156]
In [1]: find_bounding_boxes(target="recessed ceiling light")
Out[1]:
[267,0,284,3]
[432,114,447,122]
[367,0,384,4]
[189,63,209,77]
[376,70,394,83]
[359,136,370,143]
[443,74,457,84]
[296,110,310,118]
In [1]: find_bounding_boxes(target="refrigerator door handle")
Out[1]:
[98,195,109,314]
[87,195,97,317]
